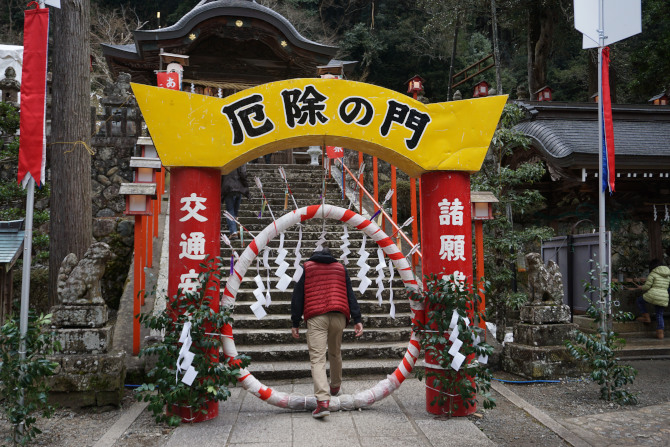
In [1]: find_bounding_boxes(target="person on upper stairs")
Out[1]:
[221,164,249,240]
[291,242,363,419]
[634,258,669,339]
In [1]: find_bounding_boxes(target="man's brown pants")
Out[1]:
[306,312,346,402]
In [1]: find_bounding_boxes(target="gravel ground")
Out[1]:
[1,359,668,446]
[473,359,670,446]
[0,390,174,447]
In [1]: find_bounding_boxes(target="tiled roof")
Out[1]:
[0,220,24,270]
[513,102,670,168]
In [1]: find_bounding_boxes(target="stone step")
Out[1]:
[224,276,410,290]
[230,299,412,315]
[225,223,360,233]
[231,313,412,330]
[232,327,411,345]
[235,341,408,362]
[243,358,409,381]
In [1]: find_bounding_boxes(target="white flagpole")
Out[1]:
[19,175,35,365]
[18,1,46,430]
[597,0,607,338]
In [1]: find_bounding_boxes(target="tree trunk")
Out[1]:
[48,0,92,306]
[526,8,534,96]
[532,7,555,94]
[490,0,502,94]
[447,3,461,101]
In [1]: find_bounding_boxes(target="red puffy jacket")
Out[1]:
[303,260,350,322]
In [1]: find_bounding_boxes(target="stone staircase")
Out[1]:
[221,163,414,380]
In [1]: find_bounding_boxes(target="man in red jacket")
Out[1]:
[291,244,363,418]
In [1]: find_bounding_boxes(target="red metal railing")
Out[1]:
[335,159,422,261]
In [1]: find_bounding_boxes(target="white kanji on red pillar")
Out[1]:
[438,198,464,226]
[439,235,466,261]
[179,232,207,260]
[179,193,208,222]
[178,269,200,293]
[442,270,467,291]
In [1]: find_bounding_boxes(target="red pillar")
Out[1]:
[167,167,221,422]
[132,216,145,355]
[373,156,379,212]
[358,152,364,214]
[474,220,486,332]
[167,167,221,309]
[410,177,418,268]
[420,171,475,416]
[391,166,397,224]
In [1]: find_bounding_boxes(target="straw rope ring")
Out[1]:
[220,204,423,411]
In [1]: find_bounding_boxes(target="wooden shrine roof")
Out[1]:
[102,0,342,85]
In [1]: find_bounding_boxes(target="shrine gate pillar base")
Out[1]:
[420,171,476,416]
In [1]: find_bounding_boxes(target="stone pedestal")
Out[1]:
[48,242,126,407]
[502,304,585,379]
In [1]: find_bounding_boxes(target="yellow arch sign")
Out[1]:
[132,79,506,177]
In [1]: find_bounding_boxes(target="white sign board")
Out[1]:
[574,0,641,49]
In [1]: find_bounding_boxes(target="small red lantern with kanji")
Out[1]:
[535,86,553,101]
[473,81,489,98]
[406,75,425,95]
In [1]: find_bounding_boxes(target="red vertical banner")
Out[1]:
[167,167,222,311]
[18,5,49,187]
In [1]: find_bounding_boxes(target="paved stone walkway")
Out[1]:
[163,379,493,447]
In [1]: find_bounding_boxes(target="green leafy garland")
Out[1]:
[409,274,495,416]
[136,257,250,426]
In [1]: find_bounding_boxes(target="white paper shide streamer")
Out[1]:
[176,322,198,386]
[274,232,292,291]
[292,225,304,282]
[356,234,371,293]
[263,247,272,306]
[339,225,351,265]
[315,229,327,251]
[375,248,386,305]
[445,310,471,372]
[251,257,267,320]
[387,258,395,318]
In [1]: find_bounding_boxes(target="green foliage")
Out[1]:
[0,102,20,137]
[472,103,554,342]
[409,274,495,416]
[565,264,638,405]
[0,311,59,446]
[136,257,250,426]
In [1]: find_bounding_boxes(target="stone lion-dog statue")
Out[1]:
[57,241,112,305]
[526,252,564,306]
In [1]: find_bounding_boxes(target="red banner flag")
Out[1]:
[18,4,49,187]
[157,72,180,90]
[601,46,615,193]
[326,146,344,159]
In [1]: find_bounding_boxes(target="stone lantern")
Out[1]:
[0,67,20,105]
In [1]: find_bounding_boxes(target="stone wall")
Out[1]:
[89,72,145,309]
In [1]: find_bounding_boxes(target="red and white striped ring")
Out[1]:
[220,204,424,410]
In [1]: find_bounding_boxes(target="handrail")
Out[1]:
[336,159,422,259]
